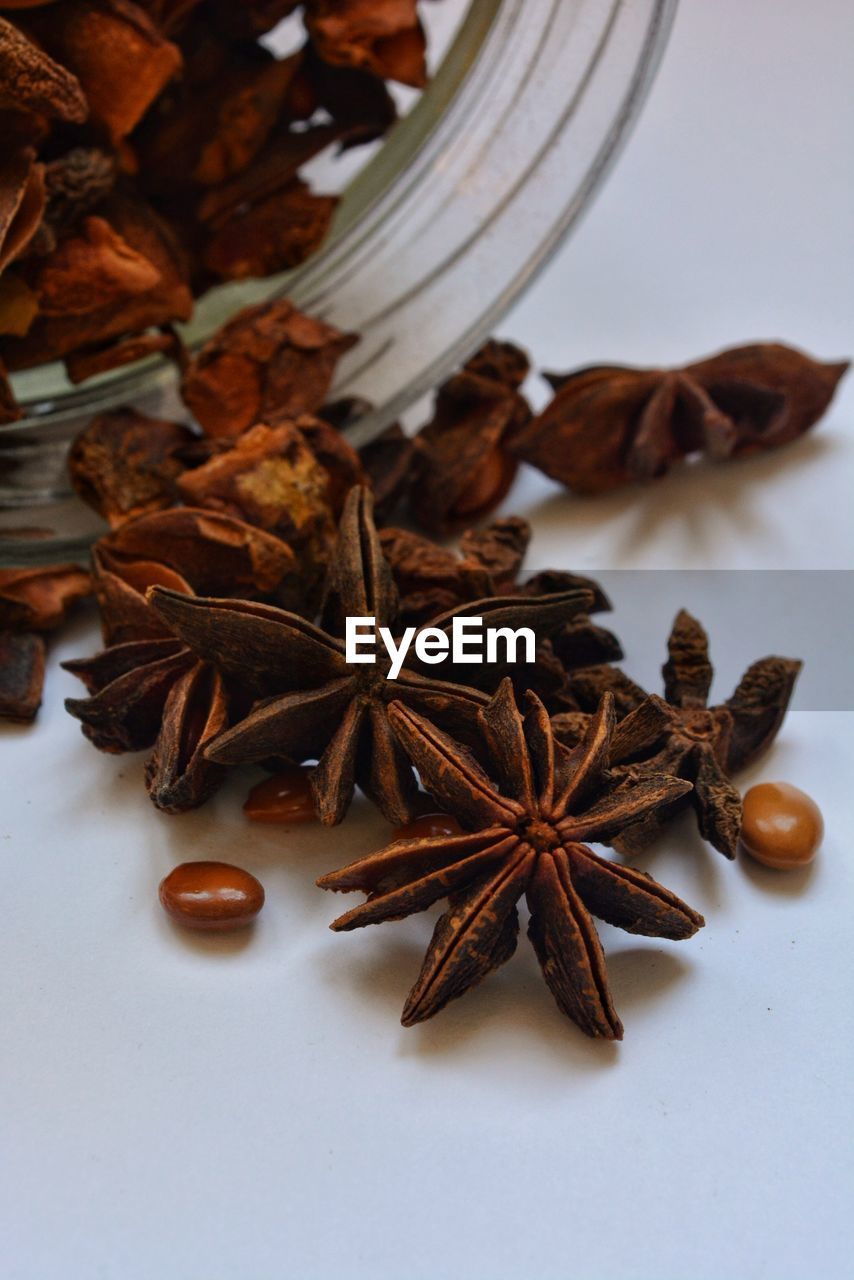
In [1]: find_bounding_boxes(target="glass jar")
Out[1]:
[0,0,677,564]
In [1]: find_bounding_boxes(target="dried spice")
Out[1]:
[378,517,621,712]
[306,0,427,89]
[181,300,358,439]
[0,629,45,721]
[0,562,92,722]
[96,505,301,604]
[202,181,337,281]
[0,147,44,271]
[511,343,850,495]
[64,564,232,812]
[356,420,415,523]
[42,147,117,239]
[0,16,88,122]
[408,340,531,534]
[3,195,193,369]
[67,407,194,527]
[0,271,39,337]
[22,0,183,143]
[175,417,363,601]
[63,509,299,811]
[64,328,181,383]
[319,680,703,1038]
[554,610,802,860]
[148,486,595,825]
[0,2,432,409]
[0,562,92,631]
[0,354,19,421]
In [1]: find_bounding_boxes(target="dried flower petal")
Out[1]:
[0,563,92,631]
[0,15,88,122]
[24,0,182,141]
[64,328,181,384]
[202,180,337,280]
[0,147,44,270]
[409,342,531,534]
[0,629,45,721]
[101,506,300,600]
[68,407,194,526]
[181,299,357,439]
[306,0,427,88]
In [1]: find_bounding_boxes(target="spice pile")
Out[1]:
[0,0,433,419]
[0,295,845,1041]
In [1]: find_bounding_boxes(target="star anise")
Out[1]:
[148,486,596,826]
[510,342,849,495]
[63,508,298,812]
[379,516,622,708]
[318,680,703,1039]
[554,610,802,859]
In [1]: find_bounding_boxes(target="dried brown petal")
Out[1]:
[3,196,192,370]
[209,0,299,39]
[0,147,44,270]
[0,273,38,337]
[0,629,44,721]
[68,407,194,526]
[65,328,182,384]
[0,356,19,422]
[0,563,92,631]
[356,421,415,523]
[175,419,340,595]
[409,349,530,534]
[298,42,396,146]
[100,506,299,600]
[24,0,182,141]
[0,16,88,122]
[306,0,427,88]
[181,299,357,439]
[192,52,301,186]
[196,124,338,228]
[202,180,337,280]
[34,216,162,317]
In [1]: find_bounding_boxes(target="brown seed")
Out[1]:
[392,813,464,841]
[244,765,317,824]
[740,782,823,870]
[159,861,264,931]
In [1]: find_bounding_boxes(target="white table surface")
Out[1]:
[3,2,853,1278]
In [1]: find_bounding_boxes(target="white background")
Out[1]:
[3,2,853,1278]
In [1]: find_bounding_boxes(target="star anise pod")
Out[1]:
[554,611,802,859]
[318,680,703,1038]
[63,509,298,812]
[148,486,596,826]
[510,342,849,495]
[379,516,622,709]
